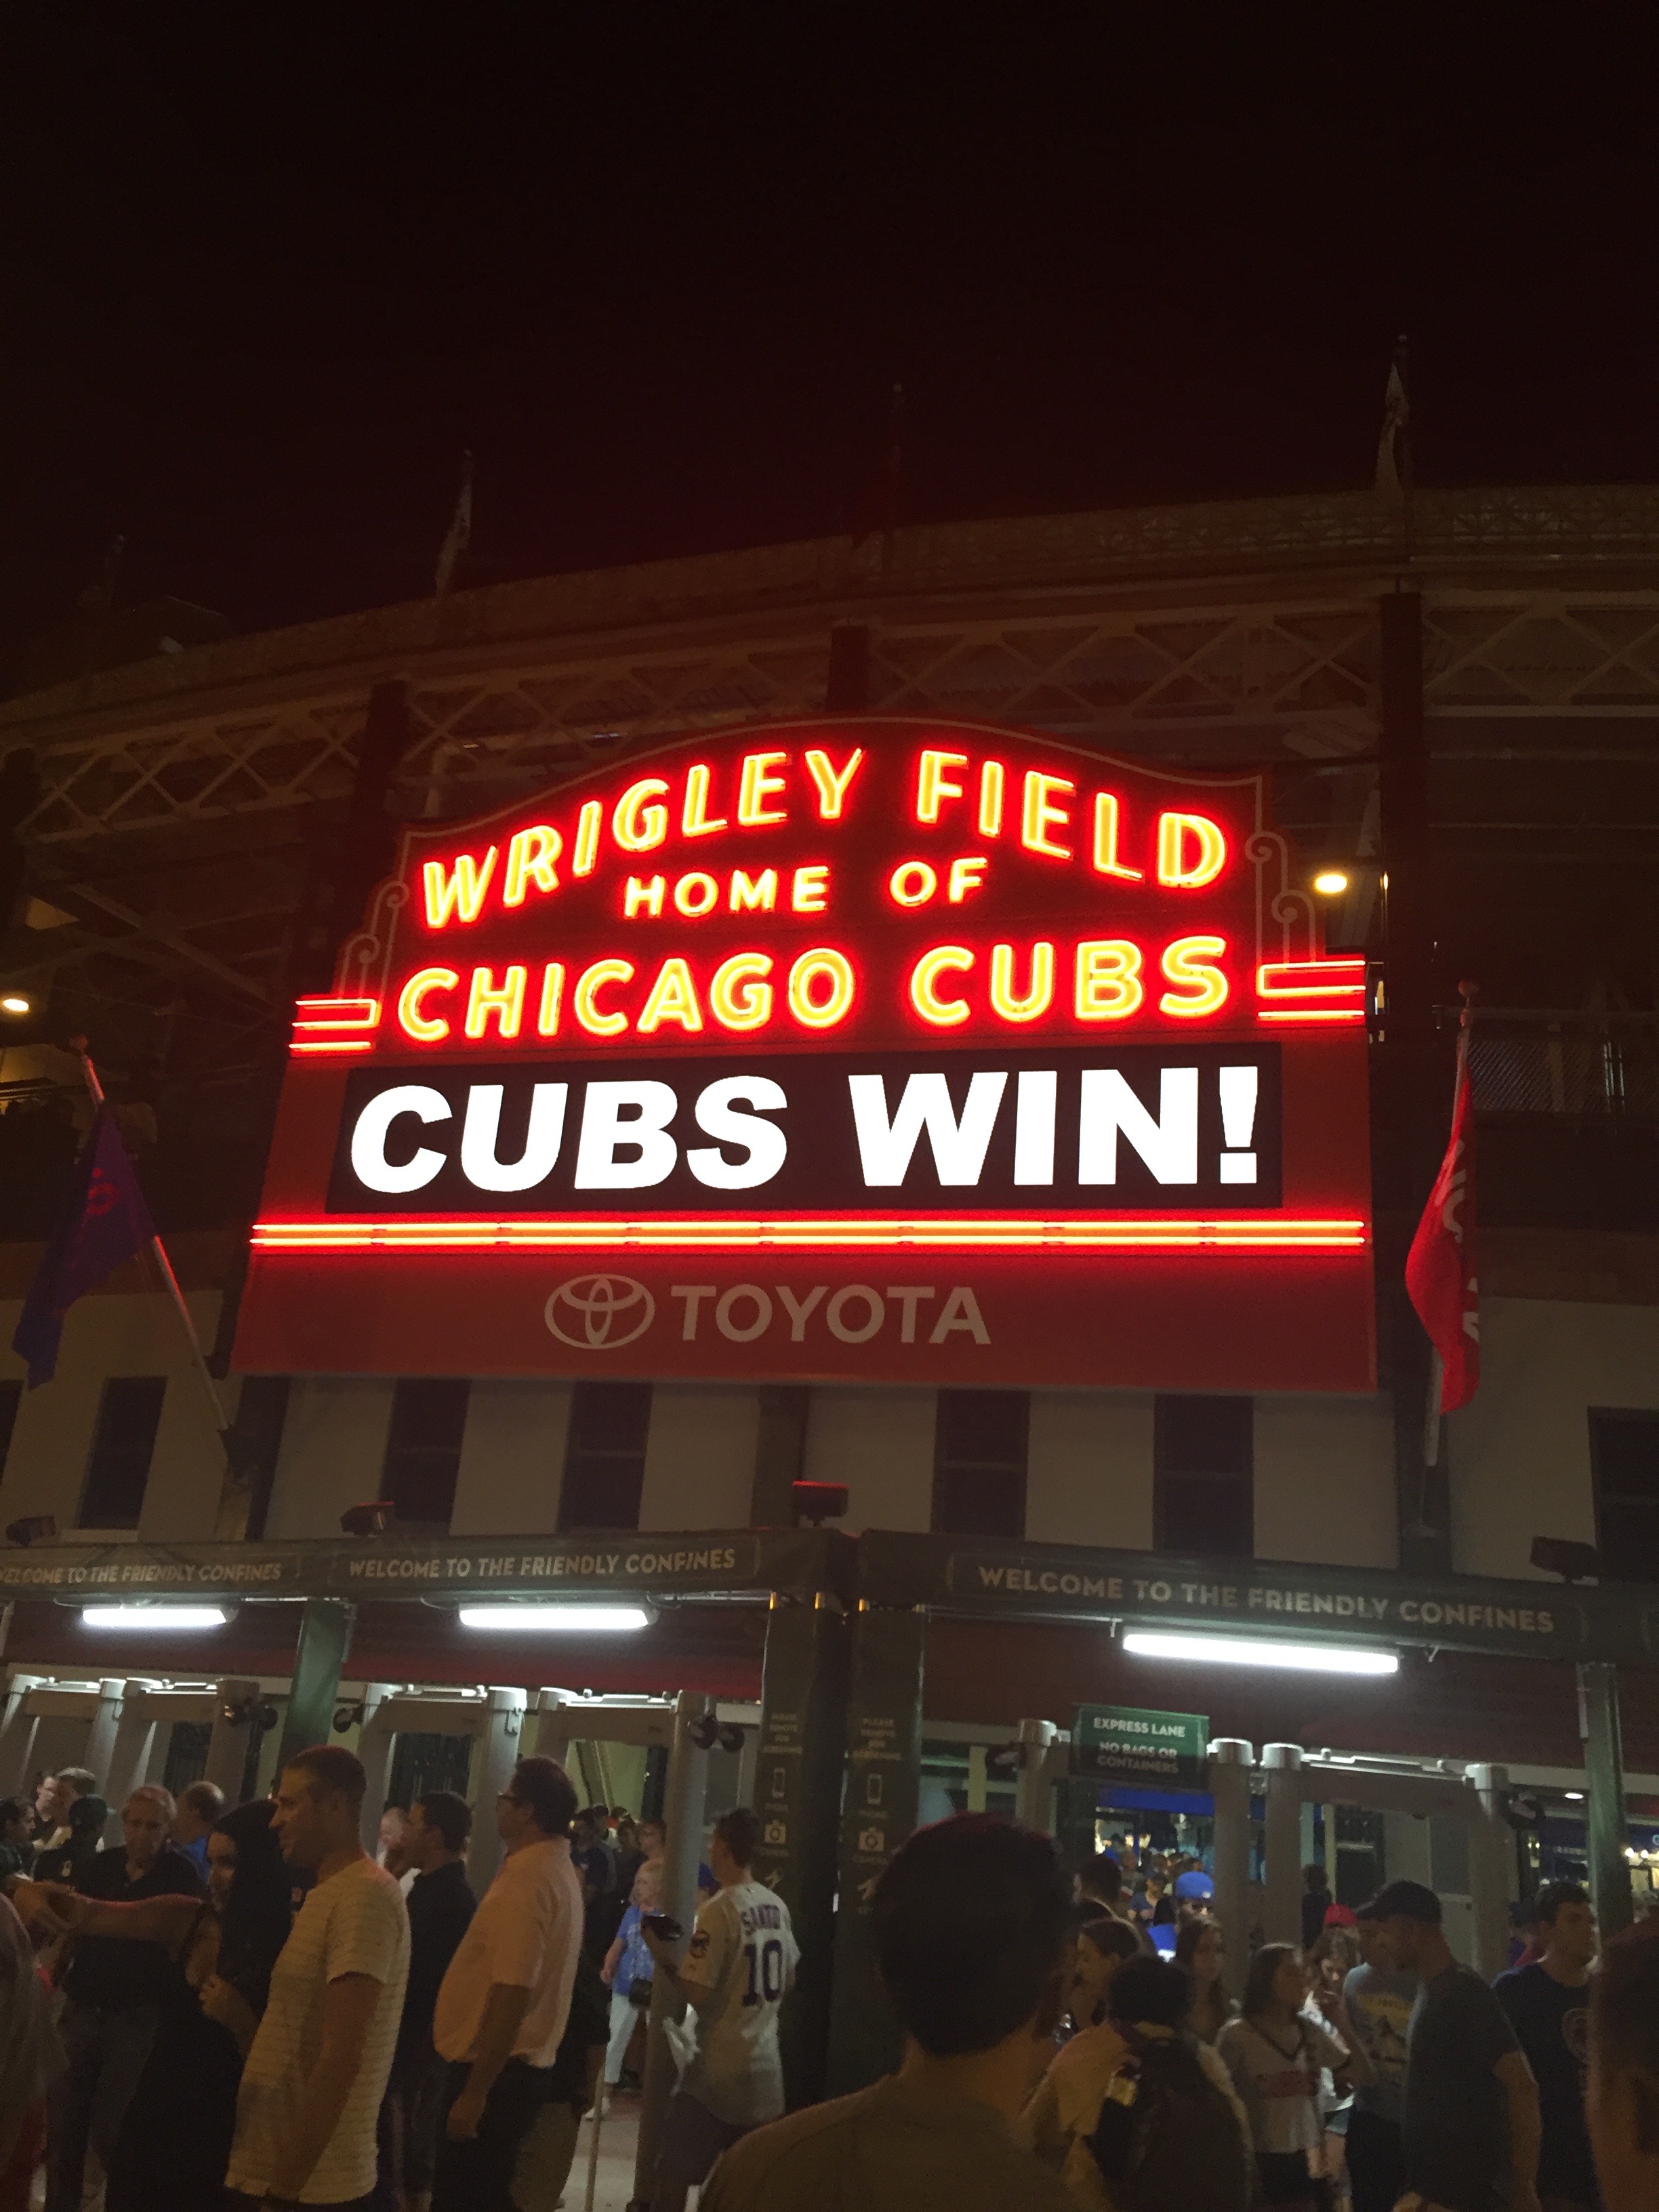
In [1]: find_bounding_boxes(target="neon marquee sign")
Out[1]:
[239,718,1374,1391]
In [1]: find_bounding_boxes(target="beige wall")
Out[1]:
[1448,1294,1656,1579]
[1253,1393,1398,1569]
[638,1386,759,1531]
[0,1289,230,1540]
[264,1378,395,1539]
[1025,1390,1155,1547]
[451,1382,571,1536]
[803,1387,937,1532]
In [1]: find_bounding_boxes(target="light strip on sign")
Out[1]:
[457,1604,652,1633]
[81,1605,229,1632]
[252,1215,1369,1253]
[1122,1629,1398,1676]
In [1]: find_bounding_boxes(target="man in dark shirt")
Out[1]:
[1368,1877,1542,2212]
[388,1790,475,2212]
[45,1783,202,2212]
[571,1809,620,1959]
[1495,1880,1601,2212]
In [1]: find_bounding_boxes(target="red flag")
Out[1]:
[1406,1046,1479,1412]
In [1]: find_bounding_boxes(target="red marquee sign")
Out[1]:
[235,718,1374,1390]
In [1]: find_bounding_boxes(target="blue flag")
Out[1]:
[12,1104,157,1387]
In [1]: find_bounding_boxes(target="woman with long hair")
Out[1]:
[1174,1916,1238,2044]
[43,1798,293,2212]
[1216,1942,1367,2211]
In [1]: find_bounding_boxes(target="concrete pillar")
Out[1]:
[205,1679,261,1804]
[1467,1764,1515,1980]
[1209,1739,1254,1998]
[83,1678,126,1795]
[1016,1718,1059,1834]
[466,1687,528,1892]
[1579,1662,1634,1938]
[1262,1742,1305,1948]
[104,1687,159,1835]
[634,1692,712,2210]
[0,1679,45,1798]
[276,1600,355,1774]
[355,1684,401,1855]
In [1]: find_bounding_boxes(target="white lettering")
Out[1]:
[688,1076,787,1191]
[929,1286,990,1344]
[775,1284,827,1341]
[826,1285,884,1343]
[350,1084,451,1193]
[1078,1067,1198,1185]
[886,1286,936,1343]
[847,1070,1008,1186]
[574,1080,679,1188]
[459,1082,567,1192]
[716,1284,773,1342]
[1013,1069,1056,1185]
[671,1284,718,1340]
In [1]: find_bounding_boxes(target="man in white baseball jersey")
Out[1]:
[642,1805,798,2212]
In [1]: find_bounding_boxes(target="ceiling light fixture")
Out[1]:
[1121,1629,1398,1677]
[1311,871,1349,897]
[0,994,31,1016]
[457,1603,653,1634]
[81,1605,228,1632]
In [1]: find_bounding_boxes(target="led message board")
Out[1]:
[235,718,1374,1389]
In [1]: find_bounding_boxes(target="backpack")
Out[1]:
[1090,2024,1250,2212]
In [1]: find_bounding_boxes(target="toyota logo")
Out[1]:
[544,1273,657,1351]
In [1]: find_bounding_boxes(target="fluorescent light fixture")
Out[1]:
[1122,1629,1398,1677]
[1564,1790,1584,1801]
[81,1605,228,1632]
[0,995,30,1016]
[457,1603,652,1634]
[1312,870,1349,897]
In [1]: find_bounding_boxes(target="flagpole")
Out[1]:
[1421,980,1478,1471]
[71,1041,238,1452]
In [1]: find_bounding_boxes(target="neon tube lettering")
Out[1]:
[909,947,974,1027]
[730,868,777,913]
[1091,794,1143,880]
[978,760,1005,836]
[422,846,497,928]
[636,957,704,1034]
[624,875,665,918]
[674,872,719,918]
[464,966,526,1040]
[947,857,987,903]
[792,865,830,913]
[1160,935,1229,1017]
[989,941,1054,1023]
[537,963,565,1037]
[1075,941,1144,1021]
[1156,811,1227,887]
[916,750,968,823]
[573,959,634,1037]
[802,747,864,819]
[737,752,788,825]
[787,949,854,1028]
[503,825,562,907]
[890,861,937,907]
[613,779,670,853]
[681,763,727,838]
[709,953,773,1031]
[1021,773,1073,860]
[573,801,602,877]
[398,968,459,1042]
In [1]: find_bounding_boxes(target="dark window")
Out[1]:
[1589,1410,1659,1581]
[382,1379,470,1530]
[79,1376,167,1528]
[558,1383,651,1532]
[1154,1395,1254,1557]
[0,1380,20,1472]
[387,1729,474,1814]
[932,1389,1028,1538]
[162,1721,211,1798]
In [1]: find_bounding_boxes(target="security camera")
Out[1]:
[5,1515,57,1548]
[1530,1536,1601,1584]
[792,1481,848,1527]
[340,1501,396,1537]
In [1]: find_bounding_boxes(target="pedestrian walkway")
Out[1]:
[569,2096,642,2210]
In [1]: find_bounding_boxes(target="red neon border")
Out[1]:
[251,1214,1368,1252]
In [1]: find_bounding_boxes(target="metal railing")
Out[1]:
[1460,1010,1659,1120]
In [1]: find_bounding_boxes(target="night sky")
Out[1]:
[3,13,1654,653]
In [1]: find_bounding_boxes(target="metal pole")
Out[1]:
[1209,1739,1253,1998]
[73,1044,235,1444]
[1467,1763,1514,1979]
[1016,1717,1058,1833]
[632,1690,712,2211]
[1578,1661,1634,1938]
[1261,1742,1305,1948]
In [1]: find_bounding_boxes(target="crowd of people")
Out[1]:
[0,1751,1650,2212]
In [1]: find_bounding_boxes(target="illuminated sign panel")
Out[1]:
[237,718,1374,1390]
